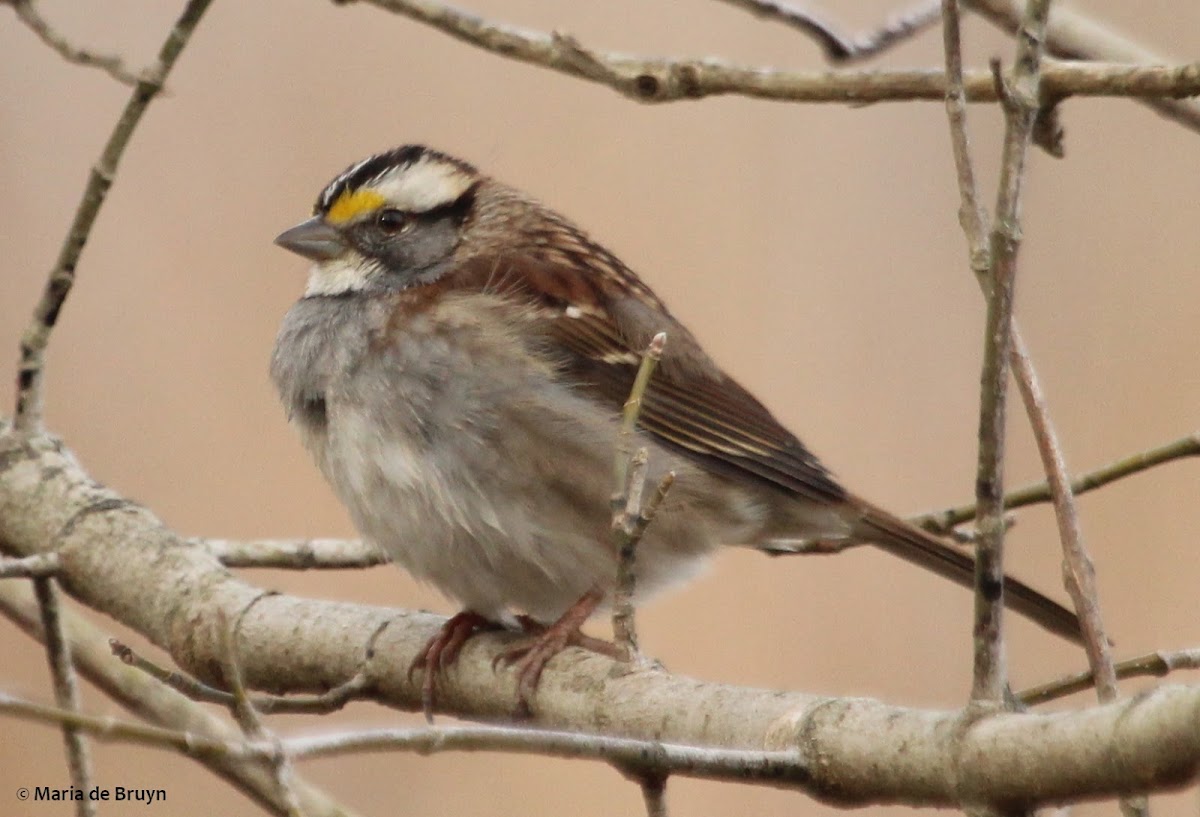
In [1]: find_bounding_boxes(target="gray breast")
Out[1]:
[270,295,375,431]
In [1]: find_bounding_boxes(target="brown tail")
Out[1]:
[849,497,1083,644]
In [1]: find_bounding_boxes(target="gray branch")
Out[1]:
[3,423,1200,805]
[358,1,1200,106]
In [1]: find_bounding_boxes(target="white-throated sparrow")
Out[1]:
[271,145,1082,713]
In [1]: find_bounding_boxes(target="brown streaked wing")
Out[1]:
[455,246,846,505]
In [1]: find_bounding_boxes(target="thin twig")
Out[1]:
[970,0,1056,702]
[1009,338,1115,690]
[613,332,666,500]
[285,726,802,779]
[0,552,60,578]
[965,0,1200,135]
[0,692,267,758]
[611,332,668,659]
[13,0,214,431]
[944,4,1121,790]
[109,638,369,714]
[9,0,147,86]
[0,691,808,785]
[33,577,95,817]
[612,448,649,657]
[1010,337,1147,817]
[359,1,1200,106]
[941,0,990,275]
[613,467,676,660]
[713,0,942,62]
[0,582,363,817]
[916,432,1200,532]
[217,614,304,817]
[1018,648,1200,706]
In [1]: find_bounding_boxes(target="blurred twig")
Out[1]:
[713,0,941,62]
[13,0,214,431]
[33,578,94,817]
[0,552,60,578]
[7,0,146,86]
[918,432,1200,533]
[0,583,363,817]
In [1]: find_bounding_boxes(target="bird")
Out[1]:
[270,144,1082,715]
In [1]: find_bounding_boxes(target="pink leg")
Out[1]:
[494,587,620,714]
[408,610,501,721]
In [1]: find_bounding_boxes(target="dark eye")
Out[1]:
[375,208,409,233]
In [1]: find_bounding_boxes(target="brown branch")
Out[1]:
[1009,339,1115,694]
[12,0,214,432]
[33,577,94,817]
[1018,649,1200,706]
[965,0,1200,134]
[918,432,1200,533]
[712,0,942,62]
[611,332,668,658]
[940,0,990,275]
[942,11,1152,804]
[1009,343,1145,817]
[970,0,1056,703]
[946,0,1119,754]
[109,638,370,715]
[357,1,1200,106]
[613,333,666,503]
[7,0,146,86]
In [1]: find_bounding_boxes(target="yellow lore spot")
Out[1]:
[325,189,387,225]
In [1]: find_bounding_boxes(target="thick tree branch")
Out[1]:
[3,424,1200,805]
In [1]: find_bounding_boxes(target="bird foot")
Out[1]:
[491,588,619,716]
[408,610,500,721]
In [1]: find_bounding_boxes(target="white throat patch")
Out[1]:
[304,254,376,297]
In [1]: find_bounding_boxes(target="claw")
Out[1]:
[408,611,498,722]
[492,587,613,715]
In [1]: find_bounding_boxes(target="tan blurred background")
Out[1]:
[2,1,1198,815]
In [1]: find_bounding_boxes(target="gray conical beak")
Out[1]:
[274,217,345,262]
